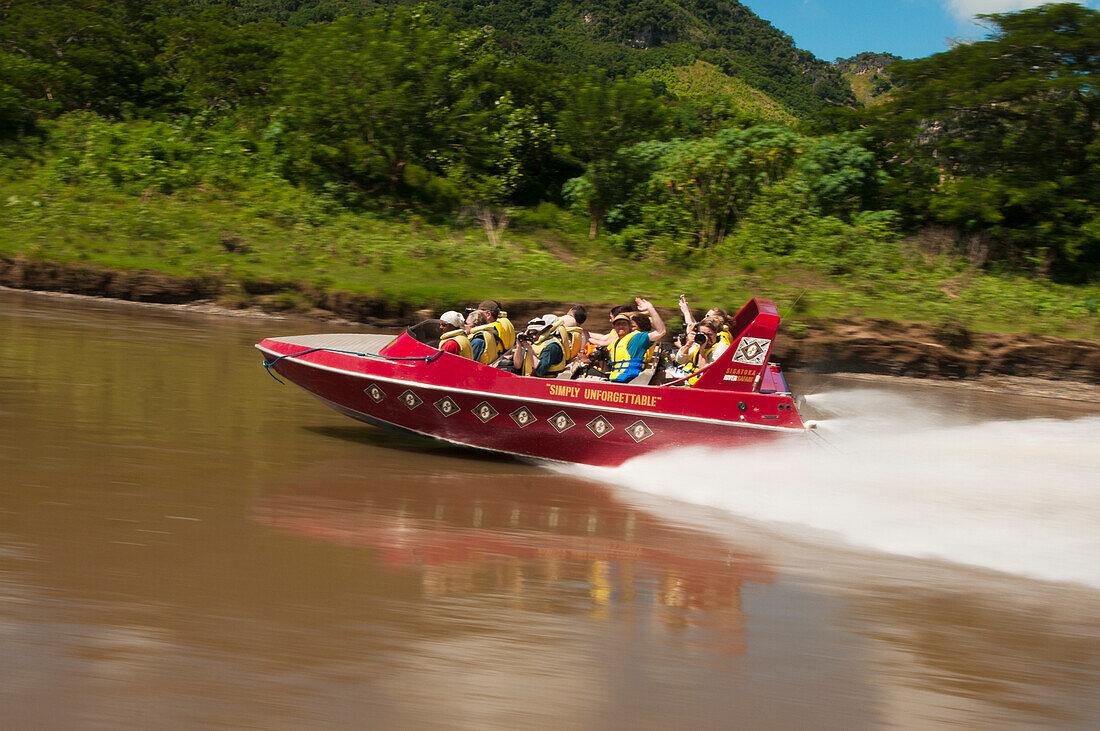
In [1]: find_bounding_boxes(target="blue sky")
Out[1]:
[739,0,1100,61]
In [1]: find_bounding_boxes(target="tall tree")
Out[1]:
[277,10,502,202]
[557,70,671,237]
[0,0,167,119]
[157,10,284,114]
[872,3,1099,276]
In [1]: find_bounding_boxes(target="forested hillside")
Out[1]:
[834,52,900,106]
[219,0,854,115]
[0,1,1096,336]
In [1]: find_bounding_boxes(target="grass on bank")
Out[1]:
[1,177,1098,339]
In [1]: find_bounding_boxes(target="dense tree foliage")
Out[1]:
[864,3,1099,278]
[0,1,1095,283]
[182,0,854,116]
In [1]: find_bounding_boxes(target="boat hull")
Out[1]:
[257,333,805,467]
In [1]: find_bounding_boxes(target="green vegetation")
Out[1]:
[637,61,797,129]
[0,1,1097,339]
[833,53,900,107]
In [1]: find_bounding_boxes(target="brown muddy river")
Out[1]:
[2,289,1099,729]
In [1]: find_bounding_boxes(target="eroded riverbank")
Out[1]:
[2,254,1099,386]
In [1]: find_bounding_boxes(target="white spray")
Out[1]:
[568,390,1100,588]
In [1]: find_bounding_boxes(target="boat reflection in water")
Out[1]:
[252,454,774,655]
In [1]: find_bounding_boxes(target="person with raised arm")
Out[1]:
[678,294,733,347]
[608,298,666,383]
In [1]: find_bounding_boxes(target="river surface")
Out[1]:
[2,289,1099,729]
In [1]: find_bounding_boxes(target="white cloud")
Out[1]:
[944,0,1070,23]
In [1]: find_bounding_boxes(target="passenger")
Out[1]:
[678,294,733,346]
[513,313,570,378]
[407,309,465,349]
[630,312,657,367]
[708,307,733,347]
[609,298,666,383]
[437,310,473,358]
[542,305,588,360]
[587,304,635,349]
[465,309,490,348]
[674,315,729,385]
[469,299,517,365]
[493,317,545,373]
[564,305,588,359]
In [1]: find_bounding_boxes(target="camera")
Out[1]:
[676,331,707,346]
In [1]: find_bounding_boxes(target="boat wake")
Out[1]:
[564,390,1100,588]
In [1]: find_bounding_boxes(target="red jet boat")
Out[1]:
[256,298,807,467]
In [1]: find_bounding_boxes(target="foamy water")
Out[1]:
[567,390,1100,588]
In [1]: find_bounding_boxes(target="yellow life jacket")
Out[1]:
[719,328,733,348]
[565,326,584,360]
[493,316,516,352]
[609,331,648,382]
[468,323,501,364]
[686,341,718,385]
[438,329,473,360]
[521,321,570,376]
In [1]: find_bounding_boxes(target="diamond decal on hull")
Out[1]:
[587,415,614,438]
[549,411,575,433]
[510,406,536,428]
[434,396,460,417]
[626,420,654,443]
[365,384,386,403]
[473,401,498,423]
[400,390,423,410]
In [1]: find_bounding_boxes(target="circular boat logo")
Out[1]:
[473,401,498,423]
[627,420,654,443]
[434,396,460,417]
[549,411,575,433]
[510,406,536,428]
[586,416,614,438]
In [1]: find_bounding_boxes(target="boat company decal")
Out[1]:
[733,337,770,366]
[400,389,423,409]
[549,411,575,433]
[547,382,661,408]
[473,401,498,423]
[627,420,654,443]
[365,383,386,402]
[434,396,460,417]
[510,406,536,428]
[587,415,614,438]
[722,366,758,383]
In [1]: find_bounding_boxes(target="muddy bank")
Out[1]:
[771,318,1100,384]
[2,256,1097,385]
